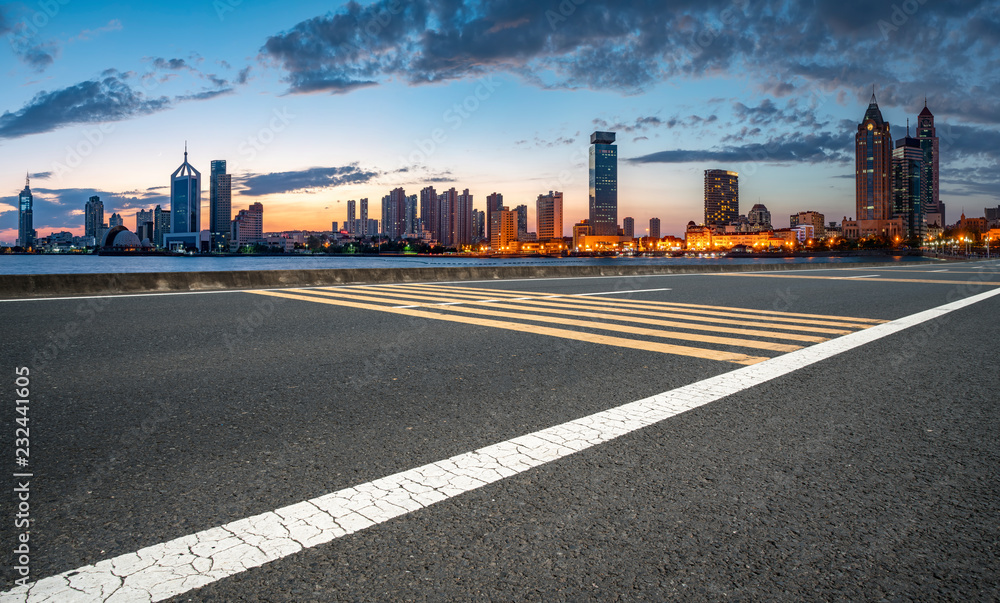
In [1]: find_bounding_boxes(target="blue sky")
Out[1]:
[1,0,998,243]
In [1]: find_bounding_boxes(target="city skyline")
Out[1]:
[1,1,998,244]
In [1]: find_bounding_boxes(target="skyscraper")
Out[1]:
[347,199,356,235]
[490,207,516,251]
[85,196,104,240]
[536,191,564,240]
[514,204,528,238]
[231,202,264,248]
[649,218,661,240]
[892,126,925,240]
[108,213,123,228]
[589,131,618,236]
[135,208,153,232]
[472,209,485,241]
[163,145,202,251]
[704,169,739,226]
[622,217,635,238]
[154,205,170,247]
[747,203,772,230]
[916,101,943,226]
[453,189,473,247]
[856,91,893,223]
[17,174,34,249]
[209,160,232,252]
[486,192,504,244]
[405,194,418,235]
[382,188,406,239]
[438,190,454,246]
[420,187,438,237]
[360,198,369,235]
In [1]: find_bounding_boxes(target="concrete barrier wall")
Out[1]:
[0,260,933,299]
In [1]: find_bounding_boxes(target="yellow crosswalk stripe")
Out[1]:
[407,283,887,324]
[300,289,801,352]
[308,287,829,343]
[251,290,769,365]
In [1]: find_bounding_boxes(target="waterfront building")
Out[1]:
[347,200,357,235]
[209,160,232,251]
[789,211,826,238]
[514,204,528,239]
[472,209,485,241]
[845,91,905,240]
[490,207,516,251]
[360,198,369,235]
[747,203,772,231]
[622,217,634,238]
[163,146,203,251]
[536,191,563,240]
[18,174,35,249]
[231,202,264,249]
[405,194,418,235]
[892,127,926,240]
[453,189,473,247]
[649,218,661,240]
[486,192,504,245]
[85,196,104,240]
[916,101,943,225]
[704,169,739,227]
[589,131,618,235]
[154,205,170,247]
[382,188,406,239]
[420,187,438,237]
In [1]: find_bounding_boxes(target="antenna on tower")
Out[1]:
[26,171,30,188]
[907,118,910,136]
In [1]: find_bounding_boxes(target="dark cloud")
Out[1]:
[239,165,381,196]
[0,73,171,139]
[259,0,999,126]
[30,171,52,179]
[629,131,851,165]
[152,58,188,70]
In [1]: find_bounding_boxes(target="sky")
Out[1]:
[1,0,998,244]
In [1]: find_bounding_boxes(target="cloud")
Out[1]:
[0,73,171,139]
[238,165,381,196]
[152,58,189,70]
[629,131,851,165]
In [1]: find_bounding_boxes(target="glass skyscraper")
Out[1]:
[163,146,202,251]
[589,131,617,236]
[209,160,232,251]
[18,174,34,249]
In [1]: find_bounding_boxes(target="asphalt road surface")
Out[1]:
[2,261,1000,601]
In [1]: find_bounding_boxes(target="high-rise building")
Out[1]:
[18,174,35,249]
[622,217,635,238]
[420,187,438,237]
[154,205,170,247]
[514,204,528,238]
[452,188,473,247]
[85,196,104,240]
[490,207,516,251]
[360,198,369,235]
[472,209,485,241]
[649,218,661,240]
[589,131,618,236]
[789,211,825,237]
[916,101,942,225]
[108,212,123,228]
[331,221,339,232]
[209,160,232,252]
[231,202,264,249]
[892,128,925,240]
[747,203,772,230]
[163,145,202,251]
[347,200,356,235]
[704,169,739,226]
[382,188,406,239]
[536,191,564,240]
[135,209,153,232]
[405,194,418,235]
[856,91,893,223]
[486,192,504,244]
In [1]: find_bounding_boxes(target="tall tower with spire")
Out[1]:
[18,173,35,249]
[163,144,202,251]
[856,89,893,223]
[916,100,942,226]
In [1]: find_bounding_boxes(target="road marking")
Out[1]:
[411,284,887,324]
[256,289,770,365]
[274,285,870,345]
[8,285,999,602]
[844,274,880,279]
[715,274,1000,286]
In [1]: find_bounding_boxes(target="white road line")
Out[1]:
[844,274,880,279]
[930,269,949,273]
[573,288,672,296]
[5,288,1000,602]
